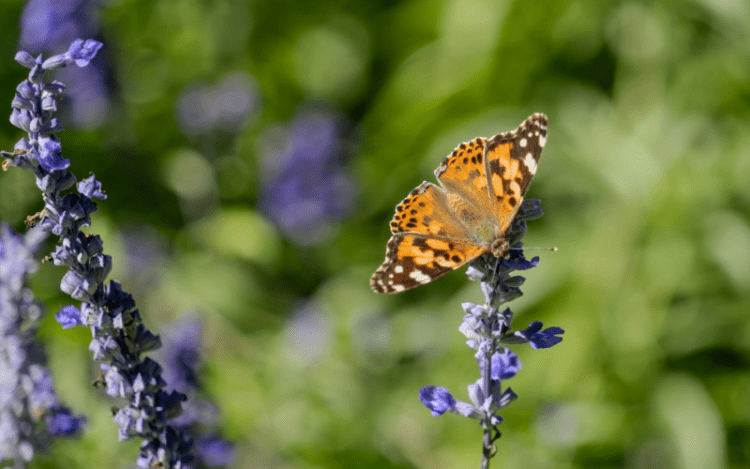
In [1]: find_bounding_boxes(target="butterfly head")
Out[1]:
[489,238,510,258]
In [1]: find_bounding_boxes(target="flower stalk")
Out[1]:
[418,199,564,468]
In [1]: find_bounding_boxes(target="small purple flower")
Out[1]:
[419,386,456,416]
[515,322,565,349]
[77,174,106,199]
[54,304,83,329]
[37,135,69,171]
[491,349,521,380]
[501,246,540,270]
[63,39,103,67]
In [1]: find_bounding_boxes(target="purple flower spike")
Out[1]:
[417,197,564,466]
[2,40,195,467]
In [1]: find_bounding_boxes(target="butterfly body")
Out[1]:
[371,113,547,294]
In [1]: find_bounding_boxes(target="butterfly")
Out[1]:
[371,113,547,293]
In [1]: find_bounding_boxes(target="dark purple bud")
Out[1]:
[502,253,539,271]
[518,198,543,219]
[496,387,518,409]
[516,322,565,349]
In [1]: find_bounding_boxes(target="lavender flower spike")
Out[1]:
[2,40,194,468]
[419,199,564,467]
[0,224,85,466]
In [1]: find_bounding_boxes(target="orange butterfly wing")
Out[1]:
[371,114,547,294]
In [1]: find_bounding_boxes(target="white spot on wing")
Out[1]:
[392,284,405,292]
[524,152,537,175]
[394,265,403,274]
[539,134,546,148]
[519,138,527,147]
[409,269,431,284]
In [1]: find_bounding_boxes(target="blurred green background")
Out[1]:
[1,0,750,467]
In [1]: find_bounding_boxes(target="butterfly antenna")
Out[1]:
[508,246,558,252]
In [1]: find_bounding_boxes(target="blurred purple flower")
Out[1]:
[117,225,169,291]
[176,72,260,136]
[45,408,85,436]
[158,317,236,468]
[194,434,236,467]
[19,0,101,51]
[0,224,85,465]
[160,317,202,394]
[19,0,109,128]
[259,108,355,245]
[284,300,332,365]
